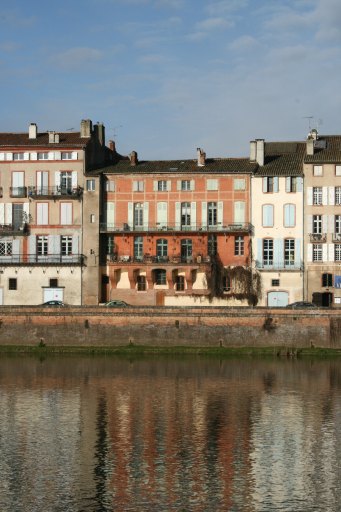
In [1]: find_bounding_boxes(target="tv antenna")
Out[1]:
[110,125,123,139]
[303,116,314,131]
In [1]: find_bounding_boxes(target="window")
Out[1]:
[13,153,24,161]
[155,269,166,285]
[322,273,333,287]
[313,215,322,234]
[286,177,297,193]
[12,203,24,229]
[181,202,191,229]
[313,244,323,261]
[313,165,323,176]
[37,152,48,160]
[285,239,295,267]
[105,181,115,192]
[49,278,58,287]
[335,244,341,262]
[11,171,25,197]
[336,216,341,235]
[181,239,192,262]
[158,180,168,191]
[37,203,48,225]
[271,279,280,287]
[0,241,12,255]
[263,177,276,193]
[61,152,73,160]
[336,187,341,206]
[60,171,72,194]
[262,205,274,227]
[263,239,273,266]
[134,236,143,260]
[313,187,323,205]
[207,179,218,191]
[37,236,48,256]
[106,235,115,255]
[234,178,245,191]
[336,165,341,176]
[175,275,185,291]
[208,235,217,256]
[61,236,73,256]
[156,239,168,258]
[133,180,144,192]
[181,180,191,191]
[284,204,295,228]
[208,202,217,227]
[134,203,144,228]
[235,236,244,256]
[137,275,146,291]
[8,278,17,290]
[86,179,95,191]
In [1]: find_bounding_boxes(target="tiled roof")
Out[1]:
[304,135,341,163]
[255,142,305,176]
[96,157,258,175]
[0,131,88,148]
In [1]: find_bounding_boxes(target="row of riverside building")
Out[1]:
[0,120,340,307]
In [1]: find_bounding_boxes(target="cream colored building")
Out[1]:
[304,131,341,307]
[251,139,305,306]
[0,120,111,305]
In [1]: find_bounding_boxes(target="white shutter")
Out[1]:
[175,202,181,229]
[71,151,78,160]
[0,153,5,161]
[55,171,61,188]
[328,244,335,262]
[106,202,115,227]
[285,177,291,192]
[190,180,195,191]
[322,244,328,262]
[157,202,167,228]
[23,203,29,221]
[48,152,55,160]
[54,151,61,160]
[217,201,223,226]
[307,187,313,206]
[167,180,171,192]
[12,239,20,255]
[6,153,13,161]
[153,181,158,192]
[322,187,328,206]
[133,181,138,192]
[297,177,303,192]
[37,203,48,225]
[48,235,60,257]
[273,177,279,192]
[177,180,181,191]
[329,215,335,234]
[143,202,149,230]
[29,235,36,262]
[307,244,313,262]
[0,204,4,224]
[72,234,79,254]
[72,171,78,188]
[263,177,267,193]
[323,215,328,234]
[61,203,72,225]
[234,201,245,223]
[5,204,12,224]
[23,152,29,160]
[191,202,196,230]
[31,152,37,160]
[329,187,335,206]
[307,215,313,233]
[128,202,133,228]
[202,202,207,228]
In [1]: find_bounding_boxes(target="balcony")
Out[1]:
[332,233,341,243]
[0,223,29,236]
[106,253,212,265]
[0,254,86,265]
[255,260,304,271]
[309,233,327,243]
[100,222,253,234]
[10,187,27,198]
[28,186,83,199]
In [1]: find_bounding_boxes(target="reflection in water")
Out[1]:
[0,357,340,511]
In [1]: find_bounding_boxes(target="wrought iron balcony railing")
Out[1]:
[28,186,83,198]
[106,253,212,265]
[255,260,304,271]
[0,223,29,236]
[332,233,341,243]
[100,222,253,234]
[309,233,327,243]
[0,254,86,265]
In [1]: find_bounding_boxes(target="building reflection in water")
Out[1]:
[0,357,341,511]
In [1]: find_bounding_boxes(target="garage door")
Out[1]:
[43,288,64,302]
[268,291,289,307]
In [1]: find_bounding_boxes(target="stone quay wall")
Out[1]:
[0,306,340,348]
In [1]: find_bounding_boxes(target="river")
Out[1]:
[0,355,340,511]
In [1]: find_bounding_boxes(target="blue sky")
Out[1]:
[1,0,341,160]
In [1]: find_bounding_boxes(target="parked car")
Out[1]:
[104,300,129,307]
[286,301,318,309]
[40,300,67,307]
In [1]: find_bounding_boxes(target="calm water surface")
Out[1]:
[0,355,340,511]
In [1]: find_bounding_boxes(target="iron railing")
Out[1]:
[100,222,253,234]
[10,187,27,198]
[0,254,86,265]
[309,233,327,243]
[255,260,304,270]
[28,186,83,198]
[106,254,212,265]
[0,224,29,236]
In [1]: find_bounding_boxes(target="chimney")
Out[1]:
[48,131,55,143]
[306,137,314,156]
[97,123,105,146]
[130,151,138,166]
[54,133,60,143]
[109,140,116,153]
[250,141,256,161]
[29,123,37,139]
[197,147,206,166]
[256,139,265,166]
[80,119,92,138]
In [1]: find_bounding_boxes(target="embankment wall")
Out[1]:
[0,306,340,348]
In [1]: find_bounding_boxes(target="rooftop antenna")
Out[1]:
[66,128,75,131]
[109,125,123,139]
[303,116,314,131]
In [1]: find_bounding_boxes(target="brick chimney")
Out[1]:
[80,119,92,138]
[197,147,206,166]
[130,151,138,166]
[97,122,105,146]
[29,123,37,139]
[108,140,116,153]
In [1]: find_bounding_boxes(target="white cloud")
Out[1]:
[205,0,249,16]
[51,47,103,70]
[229,35,260,52]
[196,17,233,31]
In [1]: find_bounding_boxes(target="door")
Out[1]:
[322,292,333,307]
[268,291,289,307]
[43,288,64,302]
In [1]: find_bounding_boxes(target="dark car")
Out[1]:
[41,300,66,307]
[286,301,318,309]
[104,300,129,307]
